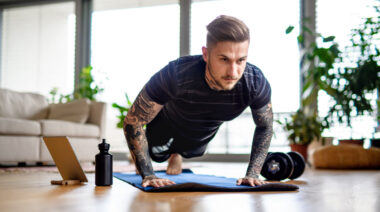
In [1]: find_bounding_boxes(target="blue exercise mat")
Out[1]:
[113,169,299,192]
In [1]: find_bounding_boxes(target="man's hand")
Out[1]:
[142,175,176,188]
[236,176,268,187]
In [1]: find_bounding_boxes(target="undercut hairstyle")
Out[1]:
[206,15,250,49]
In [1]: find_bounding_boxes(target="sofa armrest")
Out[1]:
[87,101,107,138]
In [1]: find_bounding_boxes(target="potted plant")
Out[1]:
[48,66,104,103]
[324,6,380,147]
[112,93,133,128]
[284,109,325,161]
[73,66,104,101]
[283,25,341,158]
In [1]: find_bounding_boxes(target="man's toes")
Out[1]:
[166,168,174,175]
[166,168,182,175]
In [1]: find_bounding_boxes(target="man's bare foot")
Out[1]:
[166,153,182,175]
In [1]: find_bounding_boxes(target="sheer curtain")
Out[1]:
[1,2,75,96]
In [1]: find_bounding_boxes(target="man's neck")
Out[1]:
[205,66,222,91]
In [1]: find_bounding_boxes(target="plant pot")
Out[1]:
[370,138,380,148]
[290,144,308,162]
[339,139,364,146]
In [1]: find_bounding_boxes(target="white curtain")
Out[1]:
[1,2,75,96]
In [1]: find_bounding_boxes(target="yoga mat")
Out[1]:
[113,169,299,192]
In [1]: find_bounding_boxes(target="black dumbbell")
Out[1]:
[260,151,305,181]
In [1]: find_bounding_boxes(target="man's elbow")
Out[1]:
[256,125,273,134]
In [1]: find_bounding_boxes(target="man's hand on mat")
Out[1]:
[236,177,268,187]
[142,175,176,188]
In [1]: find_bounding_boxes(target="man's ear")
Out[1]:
[202,46,208,62]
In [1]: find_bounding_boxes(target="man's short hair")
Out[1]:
[206,15,250,49]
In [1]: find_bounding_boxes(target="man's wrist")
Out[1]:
[245,173,260,179]
[143,174,157,180]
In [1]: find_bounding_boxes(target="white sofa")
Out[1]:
[0,88,107,165]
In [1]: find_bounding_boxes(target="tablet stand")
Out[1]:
[51,180,82,185]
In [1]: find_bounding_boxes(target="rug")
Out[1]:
[0,161,195,173]
[0,161,144,173]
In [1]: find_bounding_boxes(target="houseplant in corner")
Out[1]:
[74,66,104,101]
[48,66,104,103]
[324,6,380,147]
[283,25,341,159]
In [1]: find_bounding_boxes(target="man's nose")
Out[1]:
[227,62,238,76]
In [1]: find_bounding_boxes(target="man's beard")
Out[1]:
[207,59,239,91]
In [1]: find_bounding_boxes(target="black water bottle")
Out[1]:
[95,138,113,186]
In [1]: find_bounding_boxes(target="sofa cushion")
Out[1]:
[0,117,41,135]
[0,136,40,162]
[48,99,90,124]
[40,119,100,137]
[0,88,48,119]
[40,137,99,162]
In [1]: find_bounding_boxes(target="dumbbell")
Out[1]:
[260,151,306,181]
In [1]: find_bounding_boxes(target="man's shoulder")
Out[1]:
[244,62,263,75]
[166,55,204,77]
[170,55,203,67]
[242,62,270,91]
[243,63,266,85]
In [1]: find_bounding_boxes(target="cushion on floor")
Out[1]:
[311,144,380,169]
[114,169,299,192]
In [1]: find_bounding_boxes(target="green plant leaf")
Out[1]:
[112,93,133,128]
[285,25,295,34]
[297,35,304,44]
[323,36,335,42]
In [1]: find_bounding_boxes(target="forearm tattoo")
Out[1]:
[123,87,163,179]
[246,102,273,178]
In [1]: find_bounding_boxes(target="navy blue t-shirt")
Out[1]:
[145,55,271,143]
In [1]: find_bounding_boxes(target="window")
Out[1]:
[91,3,180,151]
[1,2,75,96]
[316,0,378,143]
[191,0,300,153]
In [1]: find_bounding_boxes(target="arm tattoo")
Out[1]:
[246,102,273,178]
[123,87,163,179]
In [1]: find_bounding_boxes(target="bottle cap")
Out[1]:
[98,138,110,151]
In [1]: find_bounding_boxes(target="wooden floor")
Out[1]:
[0,162,379,212]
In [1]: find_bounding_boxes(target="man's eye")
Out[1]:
[221,58,228,62]
[237,59,246,64]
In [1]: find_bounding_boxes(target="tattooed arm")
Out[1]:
[236,102,273,186]
[123,86,175,188]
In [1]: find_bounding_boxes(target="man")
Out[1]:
[123,15,273,188]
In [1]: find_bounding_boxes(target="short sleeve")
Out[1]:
[249,67,272,110]
[145,62,177,105]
